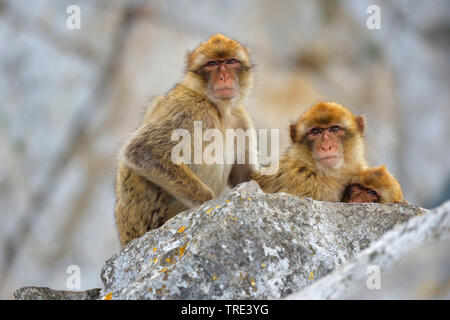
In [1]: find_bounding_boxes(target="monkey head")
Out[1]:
[184,33,253,103]
[289,102,366,172]
[342,166,406,204]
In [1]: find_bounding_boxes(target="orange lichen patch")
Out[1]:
[153,258,158,264]
[162,269,172,281]
[166,258,171,263]
[248,197,252,202]
[308,271,314,280]
[250,278,256,286]
[153,247,157,252]
[179,242,188,258]
[212,275,218,280]
[160,268,168,273]
[103,292,113,300]
[215,205,221,209]
[229,214,238,221]
[148,288,153,293]
[177,226,186,233]
[206,208,213,214]
[261,263,267,268]
[226,200,231,203]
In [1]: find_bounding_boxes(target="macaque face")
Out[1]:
[306,125,345,168]
[343,183,380,203]
[201,58,241,100]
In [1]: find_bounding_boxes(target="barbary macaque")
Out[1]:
[114,34,258,246]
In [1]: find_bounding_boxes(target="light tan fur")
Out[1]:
[115,34,258,247]
[254,102,368,202]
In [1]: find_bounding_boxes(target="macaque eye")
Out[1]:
[354,183,364,190]
[310,128,322,135]
[368,190,378,196]
[205,60,219,67]
[225,59,238,64]
[329,126,342,132]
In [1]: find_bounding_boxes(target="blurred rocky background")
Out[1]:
[0,0,448,299]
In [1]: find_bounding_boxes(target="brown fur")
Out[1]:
[115,34,258,247]
[344,166,406,204]
[254,102,368,202]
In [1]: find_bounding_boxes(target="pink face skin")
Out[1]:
[202,58,241,100]
[306,125,345,168]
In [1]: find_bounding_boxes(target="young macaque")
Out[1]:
[254,102,368,202]
[342,166,406,204]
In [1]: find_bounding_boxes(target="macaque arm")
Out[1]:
[122,126,214,208]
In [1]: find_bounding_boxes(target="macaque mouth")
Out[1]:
[212,87,237,98]
[315,155,341,161]
[317,155,340,159]
[214,87,235,92]
[315,154,342,168]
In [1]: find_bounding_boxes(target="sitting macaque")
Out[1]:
[342,166,406,204]
[114,34,258,247]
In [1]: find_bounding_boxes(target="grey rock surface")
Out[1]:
[99,181,425,300]
[287,200,449,299]
[344,239,450,299]
[14,286,101,300]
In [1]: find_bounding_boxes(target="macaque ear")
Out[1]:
[290,124,298,143]
[356,115,365,134]
[186,51,194,70]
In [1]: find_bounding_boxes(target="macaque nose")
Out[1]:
[219,73,229,82]
[320,132,334,151]
[218,66,230,82]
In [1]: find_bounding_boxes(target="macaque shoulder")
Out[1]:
[229,106,254,129]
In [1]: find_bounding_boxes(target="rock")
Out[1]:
[345,239,450,299]
[14,286,101,300]
[286,200,450,299]
[99,181,425,300]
